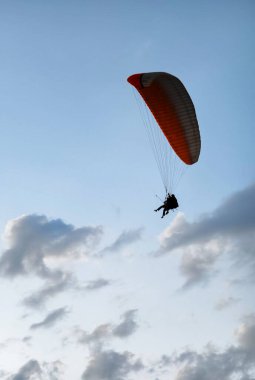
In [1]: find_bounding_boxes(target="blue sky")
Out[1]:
[0,1,254,379]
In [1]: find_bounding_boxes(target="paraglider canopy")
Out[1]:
[127,72,201,166]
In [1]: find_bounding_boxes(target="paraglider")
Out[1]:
[154,193,179,218]
[127,72,201,218]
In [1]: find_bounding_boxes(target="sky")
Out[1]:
[0,0,254,379]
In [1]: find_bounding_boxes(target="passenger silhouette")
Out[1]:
[154,193,179,218]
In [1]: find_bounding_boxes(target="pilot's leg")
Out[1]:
[155,205,164,212]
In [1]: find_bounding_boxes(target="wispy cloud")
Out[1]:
[23,273,73,309]
[99,228,143,255]
[215,296,240,311]
[30,307,68,330]
[83,278,111,291]
[22,272,110,310]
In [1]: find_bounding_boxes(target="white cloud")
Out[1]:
[157,183,255,288]
[98,228,143,255]
[0,214,103,279]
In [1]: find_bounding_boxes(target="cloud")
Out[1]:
[235,314,255,357]
[83,278,111,291]
[75,310,141,379]
[0,370,7,379]
[23,276,112,310]
[30,307,68,330]
[23,273,73,309]
[157,354,172,368]
[10,359,41,380]
[0,214,103,279]
[99,228,143,255]
[215,296,240,311]
[159,184,255,251]
[22,336,32,344]
[171,314,255,380]
[179,244,220,288]
[76,323,112,350]
[41,360,65,380]
[81,349,143,380]
[157,183,255,288]
[7,359,64,380]
[23,275,112,309]
[112,309,138,338]
[75,309,138,351]
[0,336,33,352]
